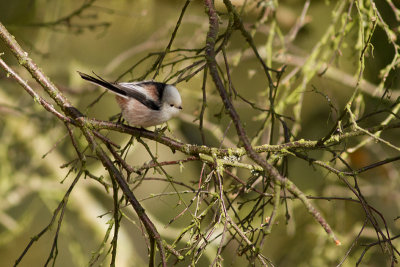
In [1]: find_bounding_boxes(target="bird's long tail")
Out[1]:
[77,71,127,97]
[78,71,160,110]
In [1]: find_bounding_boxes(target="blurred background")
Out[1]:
[0,0,400,266]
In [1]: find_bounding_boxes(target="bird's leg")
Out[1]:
[154,125,168,135]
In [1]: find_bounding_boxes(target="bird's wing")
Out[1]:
[122,81,165,102]
[78,72,160,110]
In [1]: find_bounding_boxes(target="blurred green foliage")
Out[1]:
[1,0,400,266]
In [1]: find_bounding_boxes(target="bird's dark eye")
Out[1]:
[170,104,174,107]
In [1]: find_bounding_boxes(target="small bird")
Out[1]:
[78,72,182,127]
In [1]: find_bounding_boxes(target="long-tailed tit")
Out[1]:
[78,72,182,127]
